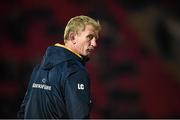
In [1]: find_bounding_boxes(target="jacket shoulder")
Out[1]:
[56,60,87,76]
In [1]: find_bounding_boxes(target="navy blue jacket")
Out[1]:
[17,44,91,119]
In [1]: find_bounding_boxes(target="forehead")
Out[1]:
[82,25,99,36]
[85,24,96,30]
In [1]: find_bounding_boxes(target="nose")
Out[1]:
[91,38,97,48]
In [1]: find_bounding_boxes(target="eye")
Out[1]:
[87,34,94,40]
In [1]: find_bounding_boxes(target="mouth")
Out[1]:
[86,49,94,54]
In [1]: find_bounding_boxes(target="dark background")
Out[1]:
[0,0,180,118]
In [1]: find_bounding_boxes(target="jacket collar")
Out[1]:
[54,43,82,59]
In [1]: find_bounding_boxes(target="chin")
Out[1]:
[82,53,90,58]
[83,54,89,58]
[86,53,92,57]
[82,51,93,57]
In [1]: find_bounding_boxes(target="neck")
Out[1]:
[64,43,75,52]
[64,43,90,62]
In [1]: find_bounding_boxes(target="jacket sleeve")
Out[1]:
[17,64,40,118]
[64,69,91,119]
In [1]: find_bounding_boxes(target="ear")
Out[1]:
[69,32,76,44]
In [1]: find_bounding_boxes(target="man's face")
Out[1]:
[74,25,99,57]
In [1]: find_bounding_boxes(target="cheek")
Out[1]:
[83,42,90,49]
[77,41,86,51]
[78,43,88,54]
[76,37,90,52]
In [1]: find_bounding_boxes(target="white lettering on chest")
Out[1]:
[78,83,84,90]
[32,83,51,90]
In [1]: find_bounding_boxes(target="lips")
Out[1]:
[87,48,94,52]
[87,48,94,54]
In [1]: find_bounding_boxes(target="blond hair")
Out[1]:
[64,15,101,43]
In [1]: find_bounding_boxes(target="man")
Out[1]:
[17,15,101,119]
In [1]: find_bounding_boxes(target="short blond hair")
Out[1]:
[64,15,101,42]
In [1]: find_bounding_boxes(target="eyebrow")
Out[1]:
[94,34,99,39]
[89,32,98,39]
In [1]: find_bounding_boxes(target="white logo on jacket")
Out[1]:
[78,83,84,90]
[32,83,51,90]
[32,78,51,91]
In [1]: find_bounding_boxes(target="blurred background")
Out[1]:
[0,0,180,118]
